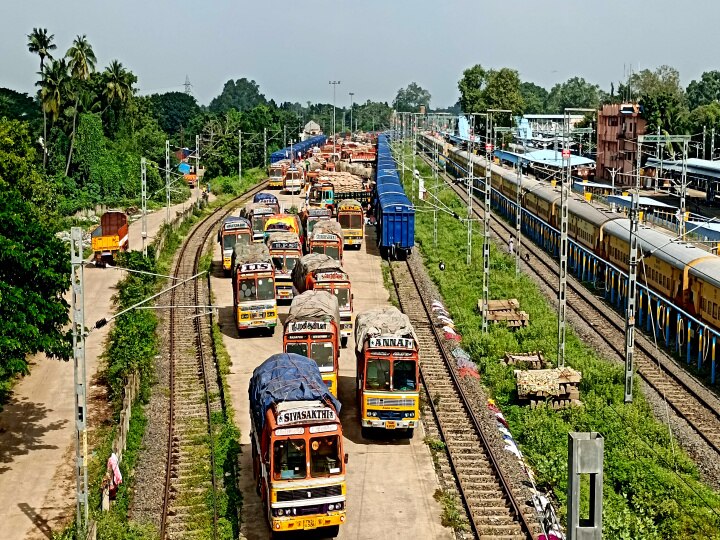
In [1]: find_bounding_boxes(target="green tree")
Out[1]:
[27,27,57,167]
[483,68,525,114]
[209,78,267,114]
[545,77,602,113]
[687,71,720,110]
[630,65,684,102]
[65,34,97,176]
[520,82,548,114]
[0,88,40,123]
[687,102,720,138]
[101,60,137,131]
[392,82,431,113]
[0,184,70,390]
[457,64,488,114]
[147,91,201,137]
[640,91,687,147]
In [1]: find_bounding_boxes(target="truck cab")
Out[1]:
[91,210,129,266]
[336,199,365,249]
[307,181,335,211]
[308,220,344,265]
[218,217,253,276]
[250,354,347,537]
[242,204,275,242]
[283,167,305,194]
[268,163,287,188]
[266,231,302,301]
[232,244,278,335]
[355,307,420,438]
[284,291,341,396]
[300,207,332,252]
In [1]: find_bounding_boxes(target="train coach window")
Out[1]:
[714,304,718,319]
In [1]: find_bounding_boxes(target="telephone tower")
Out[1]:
[184,75,192,95]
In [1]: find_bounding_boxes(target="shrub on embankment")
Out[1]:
[399,146,720,539]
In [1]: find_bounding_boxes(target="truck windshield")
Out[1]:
[333,288,350,310]
[310,435,341,477]
[224,233,250,250]
[392,360,417,391]
[285,343,308,356]
[286,256,299,271]
[339,214,363,229]
[271,170,282,177]
[252,217,266,232]
[365,358,390,390]
[238,277,275,301]
[311,342,335,370]
[324,246,340,260]
[274,439,306,480]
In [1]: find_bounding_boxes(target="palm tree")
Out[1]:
[37,58,69,123]
[65,34,97,176]
[101,60,137,127]
[27,28,57,167]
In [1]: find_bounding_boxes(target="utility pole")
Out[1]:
[482,131,491,334]
[433,139,439,247]
[195,134,200,187]
[713,127,716,161]
[466,115,475,267]
[329,80,341,151]
[71,227,89,539]
[680,138,689,239]
[412,114,417,202]
[349,92,355,136]
[141,157,148,257]
[263,128,268,168]
[625,140,642,404]
[515,141,522,275]
[165,140,170,225]
[283,125,287,148]
[238,130,242,180]
[703,125,707,160]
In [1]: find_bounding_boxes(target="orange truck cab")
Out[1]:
[231,243,278,335]
[91,210,129,266]
[250,354,347,537]
[218,216,253,276]
[336,199,365,249]
[241,203,276,242]
[293,254,353,348]
[308,220,344,264]
[300,207,332,252]
[268,162,288,188]
[355,307,420,438]
[265,231,302,301]
[307,181,335,211]
[284,291,341,396]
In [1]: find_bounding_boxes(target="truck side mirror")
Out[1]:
[344,453,349,464]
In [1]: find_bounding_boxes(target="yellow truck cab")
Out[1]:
[355,307,420,438]
[219,216,253,276]
[336,199,365,249]
[231,243,278,335]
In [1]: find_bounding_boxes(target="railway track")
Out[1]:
[428,152,720,458]
[389,260,534,540]
[160,183,268,539]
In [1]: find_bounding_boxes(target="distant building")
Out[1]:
[300,120,322,141]
[596,103,646,186]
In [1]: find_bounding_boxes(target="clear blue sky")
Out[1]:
[3,0,719,108]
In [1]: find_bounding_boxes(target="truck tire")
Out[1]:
[341,336,348,349]
[323,525,340,538]
[361,426,372,439]
[404,428,415,439]
[267,326,275,337]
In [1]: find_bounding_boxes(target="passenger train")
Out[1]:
[419,132,720,371]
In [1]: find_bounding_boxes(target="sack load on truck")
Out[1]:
[249,353,347,536]
[292,254,346,294]
[354,306,418,354]
[231,242,272,274]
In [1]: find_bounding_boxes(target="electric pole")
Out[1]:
[141,157,148,257]
[283,125,287,148]
[71,227,89,539]
[195,134,200,186]
[515,140,523,275]
[466,115,474,267]
[625,140,642,403]
[713,127,716,161]
[329,80,341,151]
[412,114,417,202]
[165,140,170,225]
[482,116,492,334]
[263,128,268,168]
[680,138,689,239]
[349,92,355,136]
[238,130,242,181]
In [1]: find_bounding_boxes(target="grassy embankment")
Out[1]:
[397,146,720,539]
[54,169,263,540]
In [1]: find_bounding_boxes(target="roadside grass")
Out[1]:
[397,145,720,539]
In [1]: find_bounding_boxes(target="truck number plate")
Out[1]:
[385,421,396,429]
[303,518,317,529]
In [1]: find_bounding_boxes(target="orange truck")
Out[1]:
[91,211,129,266]
[265,231,303,301]
[284,290,341,396]
[249,353,347,537]
[292,254,353,347]
[354,306,420,438]
[268,161,288,189]
[308,220,344,264]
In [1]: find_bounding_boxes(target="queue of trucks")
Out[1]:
[217,133,421,538]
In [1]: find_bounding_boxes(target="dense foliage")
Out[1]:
[393,82,432,112]
[401,146,720,538]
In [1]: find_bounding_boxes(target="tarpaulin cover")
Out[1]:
[265,231,301,247]
[311,219,344,241]
[286,290,340,326]
[240,202,275,219]
[249,353,341,432]
[178,162,191,174]
[354,306,418,353]
[292,253,346,293]
[253,192,279,206]
[232,243,271,271]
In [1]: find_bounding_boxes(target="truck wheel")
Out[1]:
[267,326,275,337]
[361,426,372,439]
[323,525,340,538]
[341,336,348,349]
[404,428,415,439]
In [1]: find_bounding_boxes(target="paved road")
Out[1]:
[0,191,207,540]
[211,190,451,540]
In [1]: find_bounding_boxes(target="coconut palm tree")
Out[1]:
[37,58,68,123]
[65,34,97,176]
[101,60,137,128]
[27,28,57,167]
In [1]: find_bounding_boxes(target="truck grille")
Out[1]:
[367,398,415,407]
[276,484,342,502]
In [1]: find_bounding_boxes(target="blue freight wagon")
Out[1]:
[270,134,328,164]
[374,134,415,258]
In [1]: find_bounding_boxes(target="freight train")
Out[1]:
[420,132,720,377]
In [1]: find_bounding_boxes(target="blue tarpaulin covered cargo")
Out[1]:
[270,134,328,164]
[249,353,341,432]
